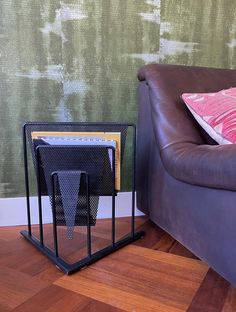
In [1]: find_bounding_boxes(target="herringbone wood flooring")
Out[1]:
[0,217,235,311]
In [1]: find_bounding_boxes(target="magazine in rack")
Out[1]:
[31,131,121,191]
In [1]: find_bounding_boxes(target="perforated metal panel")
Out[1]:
[39,145,114,238]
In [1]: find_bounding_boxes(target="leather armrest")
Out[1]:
[161,142,236,191]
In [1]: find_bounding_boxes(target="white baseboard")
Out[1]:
[0,192,144,226]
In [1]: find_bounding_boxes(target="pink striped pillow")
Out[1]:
[182,87,236,144]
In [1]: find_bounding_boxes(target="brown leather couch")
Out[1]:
[137,63,236,286]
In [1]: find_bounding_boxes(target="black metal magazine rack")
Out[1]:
[21,122,144,274]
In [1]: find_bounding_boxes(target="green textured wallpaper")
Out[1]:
[0,0,236,197]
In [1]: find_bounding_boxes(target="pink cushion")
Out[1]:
[182,87,236,144]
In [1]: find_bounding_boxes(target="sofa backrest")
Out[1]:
[138,64,236,147]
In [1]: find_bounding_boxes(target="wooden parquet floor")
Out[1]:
[0,216,235,311]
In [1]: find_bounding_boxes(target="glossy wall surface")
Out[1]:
[1,0,236,197]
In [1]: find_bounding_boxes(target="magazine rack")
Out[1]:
[21,122,144,274]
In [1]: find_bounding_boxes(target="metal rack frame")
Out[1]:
[21,122,144,274]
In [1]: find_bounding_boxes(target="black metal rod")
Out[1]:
[23,124,31,236]
[36,147,44,246]
[111,147,116,246]
[85,173,92,258]
[51,172,59,257]
[24,121,135,127]
[131,125,136,237]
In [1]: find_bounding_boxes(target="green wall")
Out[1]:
[1,0,236,197]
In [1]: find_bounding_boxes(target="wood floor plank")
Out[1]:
[169,241,198,259]
[0,266,48,311]
[55,274,183,312]
[222,286,236,312]
[123,245,207,273]
[0,226,24,241]
[152,233,176,252]
[0,237,54,277]
[90,252,206,293]
[89,246,208,306]
[55,245,208,312]
[11,285,90,312]
[136,221,197,259]
[134,220,166,249]
[32,266,64,284]
[78,299,125,312]
[187,269,230,312]
[75,264,197,309]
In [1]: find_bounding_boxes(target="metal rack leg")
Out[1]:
[36,147,44,246]
[51,173,59,257]
[86,174,92,258]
